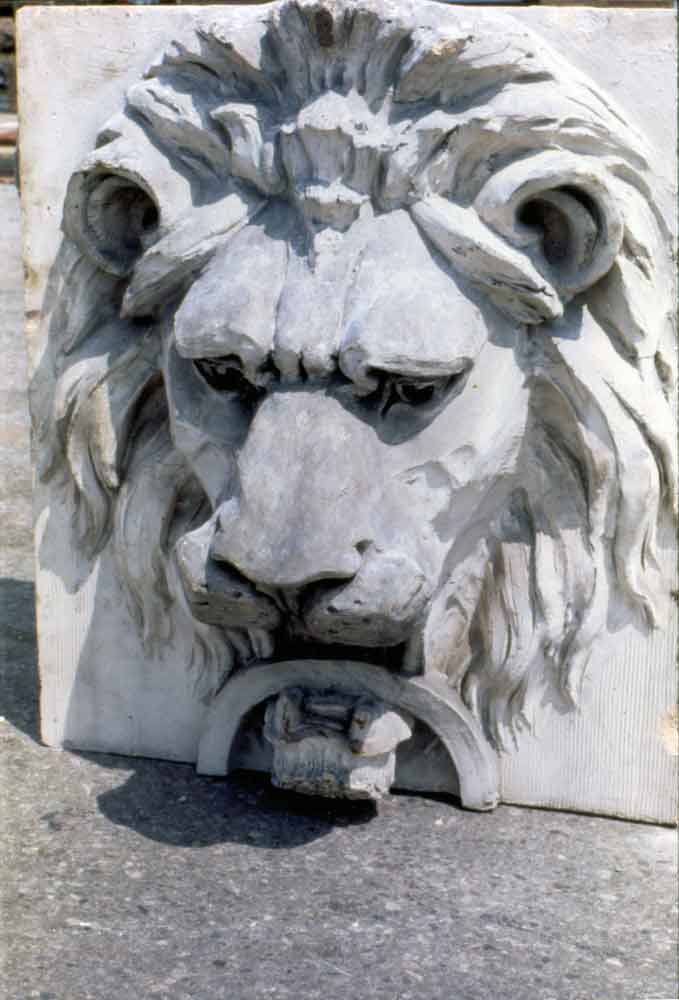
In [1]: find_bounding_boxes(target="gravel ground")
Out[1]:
[1,182,677,1000]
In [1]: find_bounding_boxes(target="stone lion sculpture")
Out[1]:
[33,0,676,804]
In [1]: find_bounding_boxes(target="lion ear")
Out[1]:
[64,169,159,278]
[62,116,193,277]
[474,151,624,300]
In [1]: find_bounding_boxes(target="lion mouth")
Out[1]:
[177,525,429,673]
[256,633,410,672]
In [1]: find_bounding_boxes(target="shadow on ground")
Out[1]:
[86,756,380,850]
[0,576,39,741]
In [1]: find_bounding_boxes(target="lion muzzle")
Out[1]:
[177,391,432,650]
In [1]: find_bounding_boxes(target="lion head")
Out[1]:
[35,0,676,759]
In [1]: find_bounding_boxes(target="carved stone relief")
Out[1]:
[22,1,677,812]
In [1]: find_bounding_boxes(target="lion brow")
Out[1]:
[411,196,563,326]
[122,189,266,319]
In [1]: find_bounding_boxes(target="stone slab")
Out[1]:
[16,3,678,823]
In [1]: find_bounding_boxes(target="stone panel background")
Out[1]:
[15,4,679,823]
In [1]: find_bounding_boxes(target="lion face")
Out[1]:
[40,0,676,760]
[169,204,528,663]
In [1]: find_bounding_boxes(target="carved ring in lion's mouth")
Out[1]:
[196,659,500,810]
[229,636,414,799]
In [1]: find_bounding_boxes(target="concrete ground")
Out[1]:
[1,182,677,1000]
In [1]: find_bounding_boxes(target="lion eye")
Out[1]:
[394,380,438,406]
[194,358,263,406]
[378,371,466,416]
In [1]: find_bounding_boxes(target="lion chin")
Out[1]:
[37,0,676,804]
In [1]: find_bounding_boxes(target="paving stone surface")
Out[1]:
[1,182,677,1000]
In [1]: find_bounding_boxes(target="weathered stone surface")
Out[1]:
[17,3,677,819]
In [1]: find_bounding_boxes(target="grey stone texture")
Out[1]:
[1,180,678,1000]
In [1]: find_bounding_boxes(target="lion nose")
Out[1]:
[211,497,363,589]
[210,390,380,590]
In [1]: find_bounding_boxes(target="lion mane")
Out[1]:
[33,0,676,748]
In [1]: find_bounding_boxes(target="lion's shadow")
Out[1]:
[77,754,378,849]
